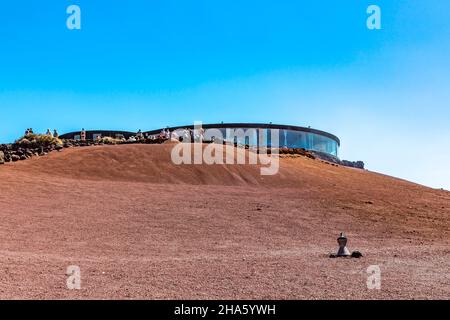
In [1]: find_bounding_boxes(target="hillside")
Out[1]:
[0,144,448,299]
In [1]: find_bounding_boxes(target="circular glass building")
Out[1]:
[60,123,340,158]
[144,123,339,157]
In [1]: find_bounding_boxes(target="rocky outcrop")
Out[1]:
[278,148,365,169]
[0,134,64,164]
[340,160,365,169]
[279,147,316,159]
[0,144,52,163]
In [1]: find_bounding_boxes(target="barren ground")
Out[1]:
[0,144,449,299]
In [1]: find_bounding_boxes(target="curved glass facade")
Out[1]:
[210,127,339,157]
[280,129,338,157]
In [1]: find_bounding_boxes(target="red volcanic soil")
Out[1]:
[0,144,449,299]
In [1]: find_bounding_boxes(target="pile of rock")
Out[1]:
[279,147,316,159]
[63,140,98,148]
[62,137,170,147]
[125,137,169,145]
[0,133,66,164]
[312,151,365,169]
[340,160,365,170]
[0,141,63,164]
[277,148,365,169]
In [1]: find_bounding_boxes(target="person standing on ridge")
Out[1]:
[81,128,86,141]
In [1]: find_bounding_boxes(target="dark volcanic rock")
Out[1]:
[351,251,363,258]
[309,151,365,170]
[341,160,365,169]
[25,149,34,157]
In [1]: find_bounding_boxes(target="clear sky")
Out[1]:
[1,0,449,189]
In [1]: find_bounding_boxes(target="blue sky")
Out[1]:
[1,0,449,189]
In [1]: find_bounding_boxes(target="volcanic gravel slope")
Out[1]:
[0,143,449,299]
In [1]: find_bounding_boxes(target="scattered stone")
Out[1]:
[351,251,363,258]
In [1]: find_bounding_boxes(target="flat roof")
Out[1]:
[144,123,340,146]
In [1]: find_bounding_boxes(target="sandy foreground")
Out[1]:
[0,144,448,299]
